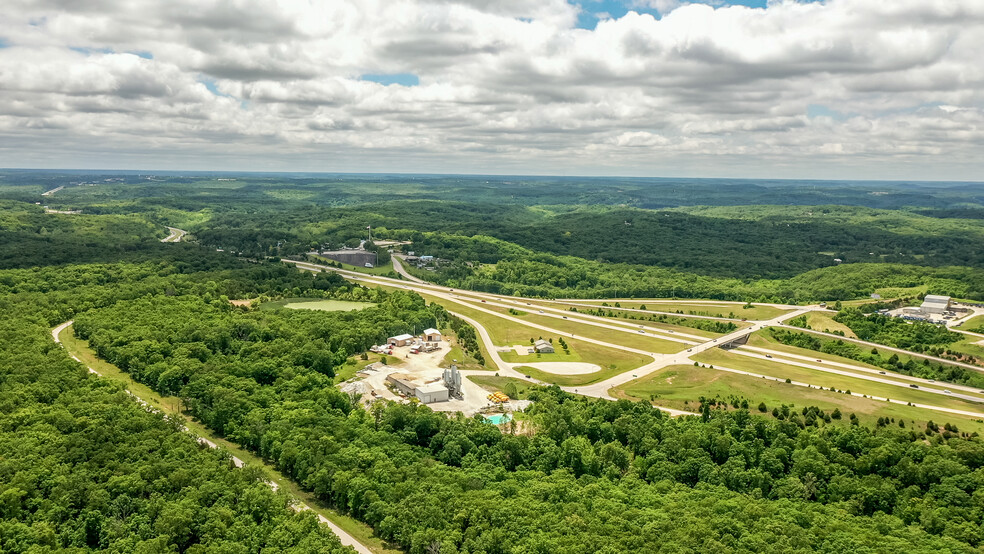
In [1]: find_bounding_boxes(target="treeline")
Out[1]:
[68,290,984,552]
[570,306,739,333]
[768,328,984,389]
[446,314,485,365]
[0,262,352,553]
[834,308,963,351]
[406,233,984,302]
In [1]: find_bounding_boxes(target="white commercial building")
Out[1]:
[423,328,442,341]
[920,295,951,315]
[415,382,450,403]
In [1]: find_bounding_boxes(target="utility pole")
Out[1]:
[366,225,372,244]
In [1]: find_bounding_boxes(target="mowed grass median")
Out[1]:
[692,347,984,411]
[612,364,984,433]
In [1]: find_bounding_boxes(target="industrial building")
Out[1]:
[423,328,442,341]
[920,295,952,315]
[388,334,414,346]
[385,373,449,403]
[415,382,450,403]
[534,339,554,353]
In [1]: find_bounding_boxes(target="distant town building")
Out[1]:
[534,339,554,353]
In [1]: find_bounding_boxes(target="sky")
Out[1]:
[0,0,982,180]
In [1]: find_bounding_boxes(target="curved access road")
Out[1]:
[161,227,187,243]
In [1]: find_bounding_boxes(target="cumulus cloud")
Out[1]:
[0,0,982,179]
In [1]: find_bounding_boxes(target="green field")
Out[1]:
[956,315,984,331]
[613,364,984,433]
[310,254,399,276]
[530,302,730,339]
[568,300,791,320]
[477,302,691,354]
[59,325,401,554]
[803,311,857,337]
[467,375,538,399]
[260,298,378,312]
[692,348,984,410]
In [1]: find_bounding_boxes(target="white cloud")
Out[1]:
[0,0,982,179]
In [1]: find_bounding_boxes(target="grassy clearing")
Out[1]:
[612,364,984,434]
[956,315,984,331]
[516,363,635,387]
[692,348,984,410]
[309,255,398,276]
[336,352,388,384]
[520,300,728,338]
[804,311,857,337]
[281,299,379,312]
[59,325,399,554]
[467,375,538,399]
[571,301,791,320]
[257,297,377,312]
[748,331,891,370]
[479,303,689,354]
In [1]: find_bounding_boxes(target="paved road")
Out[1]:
[52,319,372,554]
[161,227,187,243]
[287,258,984,420]
[775,323,984,374]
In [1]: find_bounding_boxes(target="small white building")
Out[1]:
[534,339,554,354]
[415,382,449,404]
[388,334,414,346]
[423,328,442,341]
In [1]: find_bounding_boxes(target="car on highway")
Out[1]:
[481,300,486,302]
[765,354,772,358]
[929,380,935,383]
[638,330,645,334]
[910,384,919,388]
[945,389,952,394]
[525,375,531,379]
[562,316,568,319]
[879,371,886,374]
[538,310,544,313]
[816,359,822,362]
[687,349,692,352]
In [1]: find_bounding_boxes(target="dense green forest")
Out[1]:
[4,172,984,552]
[63,292,984,552]
[0,258,356,553]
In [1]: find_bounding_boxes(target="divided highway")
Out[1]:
[286,258,984,420]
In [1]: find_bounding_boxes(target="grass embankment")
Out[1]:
[613,364,984,434]
[956,315,984,331]
[517,300,729,339]
[803,311,857,337]
[692,348,984,411]
[429,295,653,377]
[307,255,399,276]
[467,375,538,399]
[59,325,399,554]
[567,301,791,321]
[479,303,690,353]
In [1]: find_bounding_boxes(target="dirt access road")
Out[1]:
[52,320,374,554]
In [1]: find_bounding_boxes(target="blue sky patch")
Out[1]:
[574,0,770,30]
[807,104,848,121]
[360,73,420,87]
[0,38,9,48]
